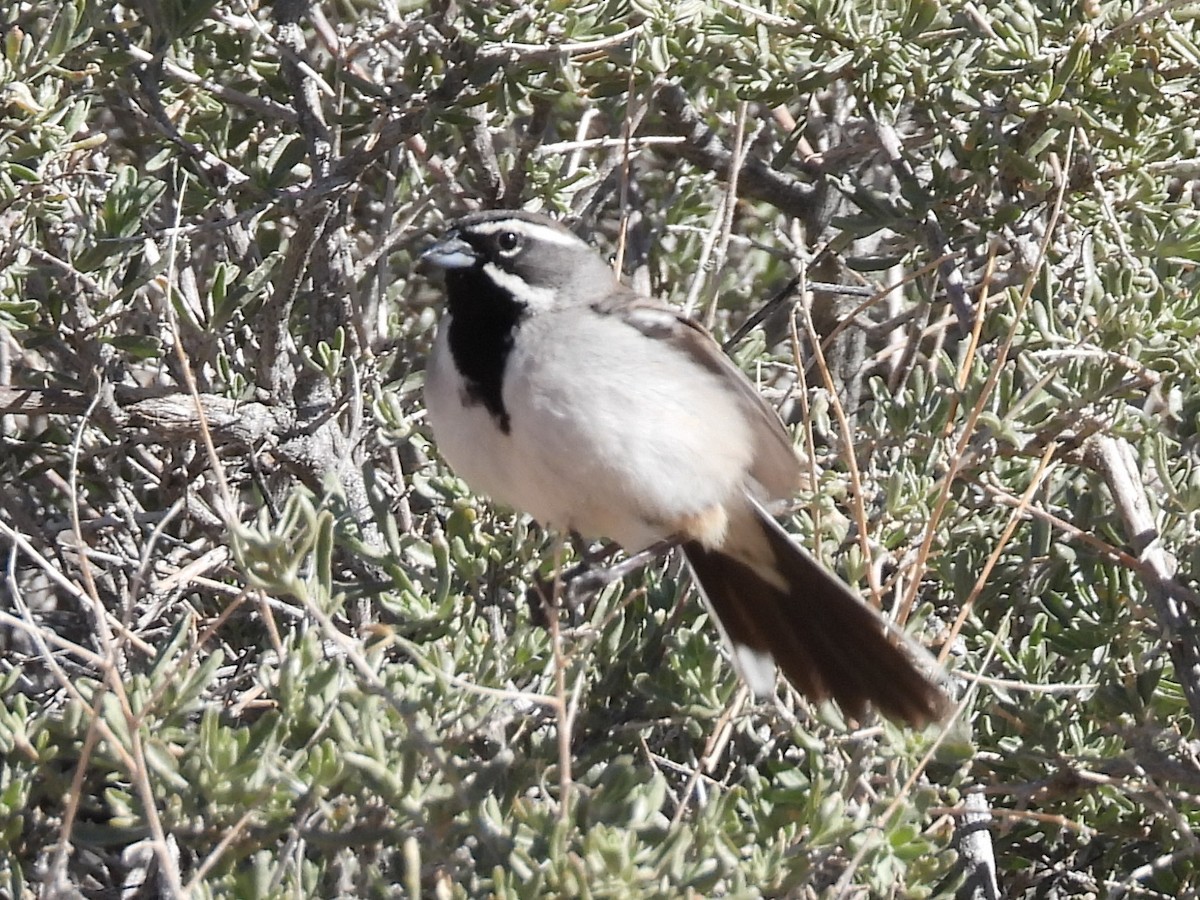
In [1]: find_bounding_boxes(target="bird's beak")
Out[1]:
[421,233,478,270]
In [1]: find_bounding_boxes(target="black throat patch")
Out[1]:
[444,266,525,434]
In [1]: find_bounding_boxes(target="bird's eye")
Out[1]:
[496,230,521,253]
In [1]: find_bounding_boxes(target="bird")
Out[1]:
[421,209,947,727]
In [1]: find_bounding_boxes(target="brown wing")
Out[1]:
[593,291,802,500]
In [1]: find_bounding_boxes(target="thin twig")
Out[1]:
[124,45,297,122]
[956,670,1098,694]
[869,114,974,329]
[385,631,556,709]
[974,479,1182,588]
[614,35,642,275]
[931,802,1094,836]
[787,268,825,558]
[1106,0,1198,38]
[834,615,1007,898]
[680,203,727,320]
[702,101,752,330]
[669,687,748,827]
[939,443,1060,660]
[795,271,883,604]
[547,544,575,822]
[476,25,643,63]
[538,135,685,155]
[897,129,1075,625]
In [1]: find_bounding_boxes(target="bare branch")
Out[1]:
[656,81,820,220]
[956,792,1002,900]
[870,115,975,330]
[475,25,643,63]
[1084,434,1200,722]
[124,45,298,123]
[0,387,292,446]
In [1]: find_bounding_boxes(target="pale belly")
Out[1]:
[425,308,757,550]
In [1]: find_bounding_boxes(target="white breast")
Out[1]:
[424,318,520,505]
[426,306,758,551]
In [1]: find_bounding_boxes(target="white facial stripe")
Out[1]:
[483,262,558,312]
[469,219,586,250]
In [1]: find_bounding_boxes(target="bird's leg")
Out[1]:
[562,538,679,607]
[526,536,679,627]
[526,536,613,627]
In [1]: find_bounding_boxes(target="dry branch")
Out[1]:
[1083,434,1200,722]
[0,387,291,446]
[870,116,975,330]
[956,792,1001,900]
[656,82,820,221]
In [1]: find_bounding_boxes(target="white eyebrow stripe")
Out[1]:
[468,219,587,249]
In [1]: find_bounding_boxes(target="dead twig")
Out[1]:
[656,81,820,221]
[869,114,974,330]
[955,792,1002,900]
[1083,434,1200,722]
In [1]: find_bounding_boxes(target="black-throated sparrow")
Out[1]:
[422,210,946,726]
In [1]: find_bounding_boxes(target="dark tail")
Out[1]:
[682,504,947,727]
